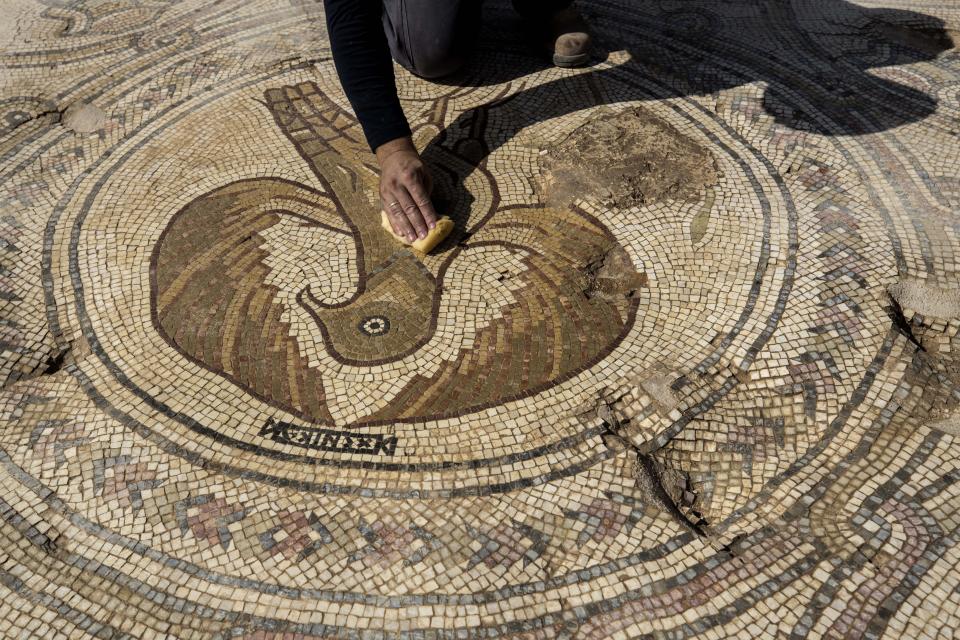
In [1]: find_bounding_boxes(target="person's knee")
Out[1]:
[382,0,479,79]
[409,41,467,79]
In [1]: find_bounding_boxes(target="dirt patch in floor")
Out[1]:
[538,106,719,209]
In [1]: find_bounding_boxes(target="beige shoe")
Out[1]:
[548,7,591,67]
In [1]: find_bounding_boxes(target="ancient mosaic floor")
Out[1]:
[2,0,960,637]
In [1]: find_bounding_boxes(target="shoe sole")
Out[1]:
[553,52,590,68]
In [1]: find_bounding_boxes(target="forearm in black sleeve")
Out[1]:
[325,0,411,151]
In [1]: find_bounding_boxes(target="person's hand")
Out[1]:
[375,137,438,242]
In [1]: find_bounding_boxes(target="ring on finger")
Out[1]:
[387,201,401,209]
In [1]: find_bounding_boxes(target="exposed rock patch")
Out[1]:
[61,102,106,134]
[929,414,960,437]
[638,370,681,415]
[889,279,960,320]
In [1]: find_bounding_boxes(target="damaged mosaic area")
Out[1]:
[2,0,960,637]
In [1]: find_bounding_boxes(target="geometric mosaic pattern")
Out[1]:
[2,0,959,636]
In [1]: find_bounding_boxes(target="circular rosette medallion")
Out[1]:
[44,64,869,499]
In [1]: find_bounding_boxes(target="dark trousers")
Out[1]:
[382,0,573,78]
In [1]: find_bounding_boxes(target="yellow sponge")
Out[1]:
[380,210,454,254]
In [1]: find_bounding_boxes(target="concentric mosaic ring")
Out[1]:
[2,0,960,637]
[39,62,812,496]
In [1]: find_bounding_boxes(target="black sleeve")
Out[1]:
[325,0,411,151]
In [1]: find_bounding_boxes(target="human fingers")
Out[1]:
[396,186,429,239]
[406,179,438,229]
[384,197,416,242]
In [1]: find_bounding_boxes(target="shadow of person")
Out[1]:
[419,0,953,236]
